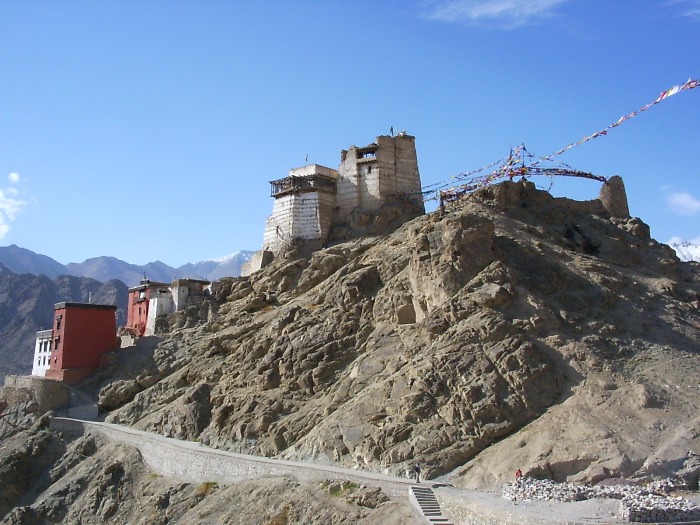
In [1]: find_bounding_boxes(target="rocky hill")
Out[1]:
[97,180,699,482]
[1,179,699,523]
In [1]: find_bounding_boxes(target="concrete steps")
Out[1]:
[409,485,454,525]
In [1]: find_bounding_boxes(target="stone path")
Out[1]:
[50,417,441,522]
[49,417,697,524]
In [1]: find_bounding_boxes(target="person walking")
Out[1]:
[413,463,422,483]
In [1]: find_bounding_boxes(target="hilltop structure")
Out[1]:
[31,329,53,377]
[30,302,118,385]
[28,278,210,386]
[124,277,210,338]
[245,132,424,274]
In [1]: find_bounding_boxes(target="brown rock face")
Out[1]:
[78,179,699,489]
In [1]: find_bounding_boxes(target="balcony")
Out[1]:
[270,175,337,198]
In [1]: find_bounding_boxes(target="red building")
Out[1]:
[124,278,209,337]
[125,279,169,336]
[44,302,118,385]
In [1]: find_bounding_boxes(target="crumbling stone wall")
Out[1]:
[334,134,423,228]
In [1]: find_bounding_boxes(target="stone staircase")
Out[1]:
[409,485,454,525]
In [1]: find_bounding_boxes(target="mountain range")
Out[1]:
[0,245,254,286]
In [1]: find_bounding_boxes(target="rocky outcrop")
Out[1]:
[2,178,699,522]
[88,179,700,487]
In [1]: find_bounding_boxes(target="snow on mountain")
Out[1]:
[667,239,700,262]
[176,251,254,281]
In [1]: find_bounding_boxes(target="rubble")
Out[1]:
[503,477,700,523]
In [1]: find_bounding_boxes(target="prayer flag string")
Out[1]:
[536,78,700,163]
[416,78,699,203]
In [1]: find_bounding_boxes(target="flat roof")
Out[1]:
[54,302,117,310]
[128,281,170,292]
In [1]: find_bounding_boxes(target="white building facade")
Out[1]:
[31,329,53,377]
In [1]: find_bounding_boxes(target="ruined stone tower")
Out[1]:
[244,133,424,274]
[334,133,424,227]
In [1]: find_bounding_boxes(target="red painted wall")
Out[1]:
[126,287,150,335]
[48,303,117,372]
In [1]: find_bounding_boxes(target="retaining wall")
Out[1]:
[49,418,412,500]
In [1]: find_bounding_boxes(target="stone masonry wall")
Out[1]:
[334,134,423,227]
[376,135,422,202]
[3,375,70,413]
[336,154,377,222]
[263,192,335,254]
[49,418,413,501]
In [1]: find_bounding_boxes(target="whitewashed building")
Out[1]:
[31,329,53,377]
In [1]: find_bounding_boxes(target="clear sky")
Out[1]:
[1,0,699,267]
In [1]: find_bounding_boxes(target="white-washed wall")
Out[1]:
[171,284,189,312]
[145,294,174,336]
[31,330,53,377]
[290,193,322,239]
[263,192,331,254]
[263,196,293,251]
[288,164,338,179]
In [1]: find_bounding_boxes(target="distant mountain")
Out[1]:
[0,273,128,381]
[0,261,13,277]
[66,257,180,287]
[0,244,69,279]
[175,251,254,281]
[0,245,255,286]
[668,240,700,262]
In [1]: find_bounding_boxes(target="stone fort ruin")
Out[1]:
[245,132,424,273]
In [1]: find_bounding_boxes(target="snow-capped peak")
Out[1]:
[667,239,700,262]
[209,251,254,264]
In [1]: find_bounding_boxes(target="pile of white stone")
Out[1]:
[502,477,588,502]
[619,493,700,523]
[502,477,700,523]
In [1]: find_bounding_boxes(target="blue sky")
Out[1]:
[1,0,699,266]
